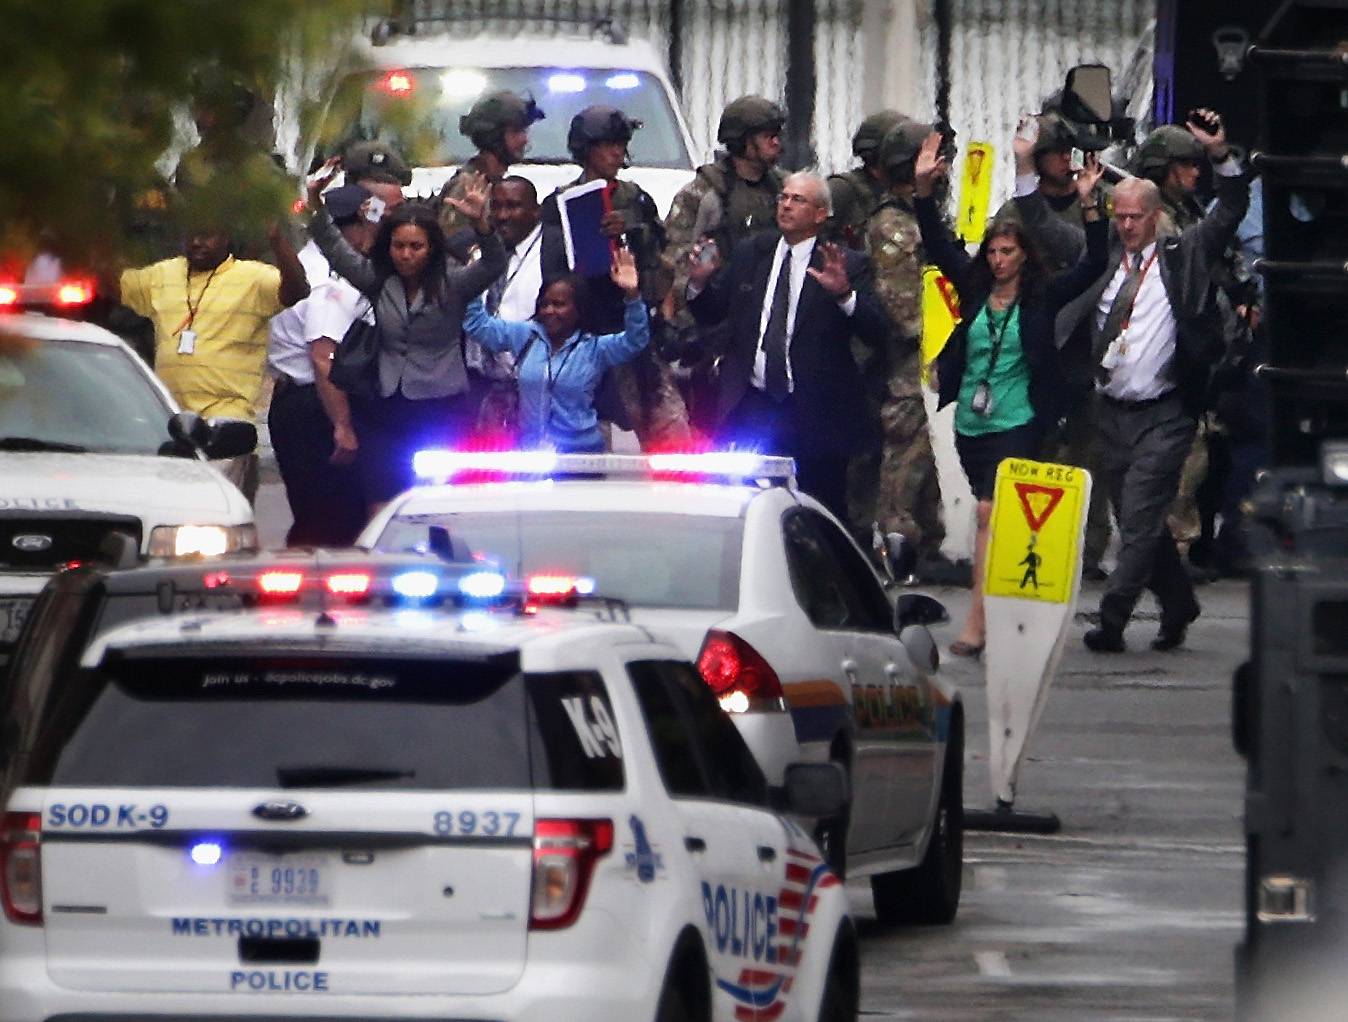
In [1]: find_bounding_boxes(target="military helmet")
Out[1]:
[1132,125,1205,178]
[716,95,786,147]
[1033,112,1077,157]
[343,140,412,186]
[458,90,545,150]
[566,105,642,162]
[853,110,908,161]
[879,119,932,180]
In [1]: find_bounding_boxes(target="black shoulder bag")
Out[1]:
[329,300,381,400]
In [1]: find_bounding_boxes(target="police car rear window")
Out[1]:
[26,655,624,792]
[380,511,743,611]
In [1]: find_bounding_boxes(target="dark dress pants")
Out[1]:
[1094,391,1200,636]
[268,378,367,548]
[717,386,850,523]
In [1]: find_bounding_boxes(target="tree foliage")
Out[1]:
[0,0,378,269]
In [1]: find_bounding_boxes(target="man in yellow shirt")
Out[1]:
[115,222,309,502]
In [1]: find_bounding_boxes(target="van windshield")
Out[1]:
[331,66,691,170]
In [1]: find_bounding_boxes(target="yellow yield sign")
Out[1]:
[985,458,1089,603]
[956,141,996,243]
[920,266,961,382]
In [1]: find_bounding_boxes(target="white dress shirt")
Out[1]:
[751,236,857,392]
[267,241,337,385]
[496,222,544,323]
[1095,241,1176,401]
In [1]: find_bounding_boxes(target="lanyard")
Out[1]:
[543,337,583,390]
[175,263,222,336]
[978,299,1019,384]
[499,229,542,300]
[1119,249,1159,333]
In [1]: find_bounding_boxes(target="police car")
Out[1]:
[0,291,256,665]
[323,12,697,214]
[360,451,966,925]
[0,557,858,1022]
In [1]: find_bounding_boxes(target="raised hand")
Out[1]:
[446,171,491,230]
[1074,151,1105,204]
[1012,114,1039,174]
[306,156,342,208]
[600,210,627,239]
[610,246,640,299]
[806,242,852,298]
[913,131,948,199]
[1186,107,1229,161]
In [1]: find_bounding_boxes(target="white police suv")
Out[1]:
[322,12,697,214]
[0,558,858,1022]
[0,294,257,663]
[360,451,966,925]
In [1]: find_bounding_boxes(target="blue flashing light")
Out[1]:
[458,570,507,600]
[413,448,558,481]
[392,570,439,600]
[574,576,597,596]
[548,72,587,94]
[605,72,640,90]
[190,841,223,867]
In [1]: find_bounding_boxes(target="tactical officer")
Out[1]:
[343,140,412,188]
[829,110,908,249]
[540,105,689,449]
[439,90,544,236]
[663,96,786,319]
[859,120,946,565]
[1133,125,1209,231]
[995,113,1089,265]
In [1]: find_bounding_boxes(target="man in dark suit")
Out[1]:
[686,171,895,520]
[1017,110,1248,653]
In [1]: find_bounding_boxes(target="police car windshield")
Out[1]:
[0,338,174,455]
[381,510,743,611]
[29,655,625,792]
[334,67,691,170]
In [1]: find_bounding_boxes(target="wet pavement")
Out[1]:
[853,581,1248,1020]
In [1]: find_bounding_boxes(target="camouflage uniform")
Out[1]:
[828,168,889,251]
[862,194,944,556]
[437,155,500,239]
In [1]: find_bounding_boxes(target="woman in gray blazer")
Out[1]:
[307,169,506,508]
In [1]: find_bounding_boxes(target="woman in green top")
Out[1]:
[913,132,1108,656]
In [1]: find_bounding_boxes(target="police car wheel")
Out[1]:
[815,742,851,878]
[870,719,964,925]
[654,941,710,1022]
[817,924,860,1022]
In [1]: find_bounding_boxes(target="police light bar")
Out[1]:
[412,450,796,485]
[0,281,96,311]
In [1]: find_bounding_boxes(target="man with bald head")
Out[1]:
[687,171,893,518]
[1019,110,1249,653]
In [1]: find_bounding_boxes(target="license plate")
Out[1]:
[0,597,33,645]
[227,853,332,907]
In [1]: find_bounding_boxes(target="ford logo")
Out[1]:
[252,800,308,822]
[11,534,53,553]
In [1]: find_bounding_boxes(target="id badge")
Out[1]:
[1100,337,1123,371]
[178,329,197,355]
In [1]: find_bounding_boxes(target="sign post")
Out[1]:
[966,457,1091,834]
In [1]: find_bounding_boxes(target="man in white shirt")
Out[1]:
[1036,110,1249,653]
[267,184,373,546]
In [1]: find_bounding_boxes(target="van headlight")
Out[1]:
[148,524,257,558]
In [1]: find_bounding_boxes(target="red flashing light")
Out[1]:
[258,571,304,596]
[0,286,17,307]
[326,572,372,597]
[203,571,231,589]
[380,70,415,95]
[55,281,93,307]
[291,198,308,215]
[527,575,579,598]
[0,811,42,926]
[696,630,784,702]
[529,818,613,930]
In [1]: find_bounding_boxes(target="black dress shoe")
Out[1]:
[1084,627,1125,653]
[1152,608,1201,651]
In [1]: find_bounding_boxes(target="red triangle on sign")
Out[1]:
[1014,482,1064,532]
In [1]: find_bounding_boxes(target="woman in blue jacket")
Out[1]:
[913,131,1108,657]
[463,248,649,452]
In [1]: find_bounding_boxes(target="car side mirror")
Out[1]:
[873,527,917,584]
[782,762,849,819]
[167,411,210,450]
[202,418,257,460]
[899,624,940,674]
[893,592,949,632]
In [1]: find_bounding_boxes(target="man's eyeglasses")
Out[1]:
[777,192,820,208]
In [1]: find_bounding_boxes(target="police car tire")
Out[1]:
[817,923,860,1022]
[653,936,710,1022]
[869,718,964,926]
[654,981,697,1022]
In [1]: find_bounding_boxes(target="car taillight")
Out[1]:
[0,285,17,307]
[529,818,613,931]
[1,812,42,925]
[696,629,784,713]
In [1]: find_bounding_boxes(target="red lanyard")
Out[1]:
[1119,249,1159,333]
